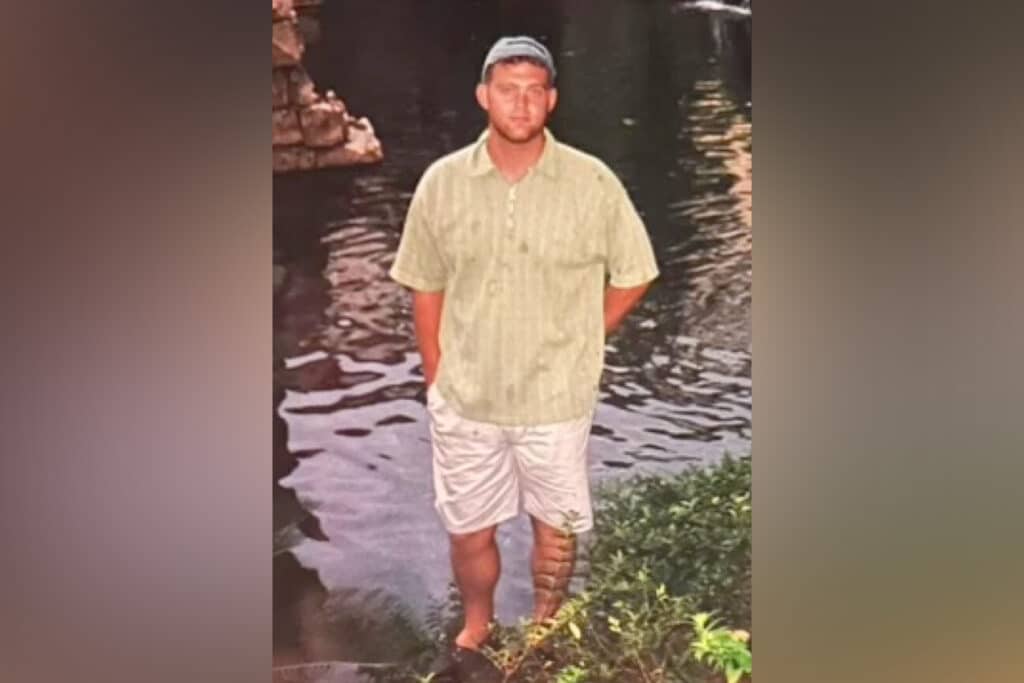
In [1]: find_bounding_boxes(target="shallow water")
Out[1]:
[273,0,751,665]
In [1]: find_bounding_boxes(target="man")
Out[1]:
[389,35,659,678]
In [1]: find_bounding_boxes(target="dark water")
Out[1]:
[273,0,750,667]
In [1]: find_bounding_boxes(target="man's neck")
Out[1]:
[486,127,546,183]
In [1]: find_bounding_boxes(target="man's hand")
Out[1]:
[604,282,651,335]
[413,289,445,387]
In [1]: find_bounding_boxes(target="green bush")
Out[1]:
[689,612,752,683]
[591,453,751,629]
[389,453,752,682]
[482,566,701,682]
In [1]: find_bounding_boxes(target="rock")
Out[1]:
[273,109,303,146]
[315,145,361,169]
[288,68,317,107]
[273,146,317,173]
[272,69,290,108]
[315,119,383,168]
[346,117,383,162]
[271,0,295,21]
[270,1,382,173]
[324,90,346,110]
[299,100,348,148]
[272,18,304,66]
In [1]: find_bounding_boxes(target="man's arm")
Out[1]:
[413,290,445,387]
[600,171,658,335]
[604,282,650,335]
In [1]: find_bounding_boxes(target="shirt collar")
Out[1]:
[467,127,560,179]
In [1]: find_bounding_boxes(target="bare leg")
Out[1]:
[530,516,577,622]
[449,525,500,649]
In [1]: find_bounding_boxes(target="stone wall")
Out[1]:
[272,0,382,173]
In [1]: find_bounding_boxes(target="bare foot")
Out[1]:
[454,625,492,650]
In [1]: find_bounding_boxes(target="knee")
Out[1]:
[450,525,497,553]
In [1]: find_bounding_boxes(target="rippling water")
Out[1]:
[273,0,750,666]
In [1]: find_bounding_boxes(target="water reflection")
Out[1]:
[273,0,751,666]
[273,552,429,668]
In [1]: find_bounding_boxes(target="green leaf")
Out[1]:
[568,621,582,640]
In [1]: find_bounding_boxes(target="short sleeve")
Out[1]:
[604,173,660,288]
[389,171,447,292]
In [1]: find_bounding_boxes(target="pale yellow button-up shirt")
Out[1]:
[389,128,659,426]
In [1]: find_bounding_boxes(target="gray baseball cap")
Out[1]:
[480,36,557,83]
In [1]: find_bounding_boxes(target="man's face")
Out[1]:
[476,61,558,143]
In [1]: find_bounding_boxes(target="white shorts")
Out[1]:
[426,383,594,536]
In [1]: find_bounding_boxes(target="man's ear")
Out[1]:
[546,87,558,114]
[475,83,489,111]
